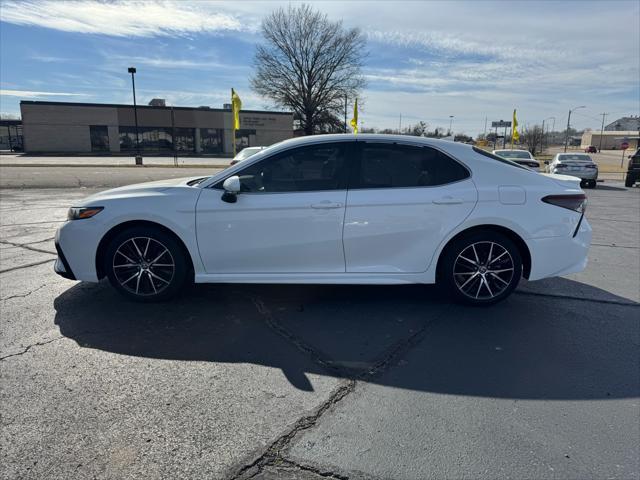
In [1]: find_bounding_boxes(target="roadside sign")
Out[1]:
[491,120,511,128]
[621,141,629,150]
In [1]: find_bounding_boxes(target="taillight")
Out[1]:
[542,194,587,213]
[585,164,597,169]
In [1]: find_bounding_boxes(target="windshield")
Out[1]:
[558,154,592,162]
[495,150,531,159]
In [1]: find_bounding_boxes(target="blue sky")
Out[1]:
[1,0,638,135]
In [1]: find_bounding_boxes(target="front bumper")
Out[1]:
[54,241,76,280]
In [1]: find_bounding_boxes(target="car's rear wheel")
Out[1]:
[105,226,188,302]
[439,231,523,306]
[625,174,636,187]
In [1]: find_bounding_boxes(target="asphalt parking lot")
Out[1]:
[1,167,638,479]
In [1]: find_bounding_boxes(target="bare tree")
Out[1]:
[251,4,366,135]
[522,125,544,155]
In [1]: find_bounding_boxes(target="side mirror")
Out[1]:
[544,160,550,165]
[221,175,241,203]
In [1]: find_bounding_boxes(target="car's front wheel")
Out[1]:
[105,226,189,301]
[439,231,523,306]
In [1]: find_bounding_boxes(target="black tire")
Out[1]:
[104,226,189,302]
[587,179,596,189]
[438,230,523,306]
[625,175,636,187]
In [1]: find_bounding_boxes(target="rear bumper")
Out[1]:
[552,169,598,180]
[527,217,592,281]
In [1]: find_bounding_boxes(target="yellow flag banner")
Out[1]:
[512,109,520,143]
[350,98,358,134]
[231,88,242,130]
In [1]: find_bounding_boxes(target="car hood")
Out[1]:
[79,176,205,204]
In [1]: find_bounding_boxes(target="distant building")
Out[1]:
[148,98,166,107]
[19,100,293,155]
[0,119,23,151]
[604,116,640,132]
[581,130,639,150]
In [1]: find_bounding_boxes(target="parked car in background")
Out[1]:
[626,148,640,187]
[492,149,540,169]
[584,145,597,153]
[230,146,267,165]
[54,134,591,306]
[547,153,598,188]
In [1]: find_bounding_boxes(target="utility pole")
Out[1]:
[598,113,608,152]
[344,94,348,133]
[564,106,586,152]
[128,67,142,165]
[483,116,487,137]
[399,113,402,134]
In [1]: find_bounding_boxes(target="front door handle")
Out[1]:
[433,196,464,205]
[311,201,343,209]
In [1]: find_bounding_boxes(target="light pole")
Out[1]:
[542,116,555,152]
[449,115,454,135]
[598,113,608,152]
[128,67,142,165]
[564,106,585,152]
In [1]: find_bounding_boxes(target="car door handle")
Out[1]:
[433,196,464,205]
[311,201,343,209]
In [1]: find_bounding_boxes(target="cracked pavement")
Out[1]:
[0,167,638,480]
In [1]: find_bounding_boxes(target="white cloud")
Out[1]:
[0,89,87,98]
[0,0,243,37]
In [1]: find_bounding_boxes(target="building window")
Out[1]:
[119,126,195,153]
[173,128,195,152]
[201,128,224,154]
[235,129,257,151]
[90,125,109,152]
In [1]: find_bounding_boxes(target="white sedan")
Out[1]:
[55,134,591,306]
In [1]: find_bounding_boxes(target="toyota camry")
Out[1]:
[54,134,591,305]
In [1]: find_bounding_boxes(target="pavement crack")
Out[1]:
[229,296,451,480]
[0,258,55,274]
[228,379,356,480]
[271,458,351,479]
[0,239,57,255]
[0,283,47,301]
[515,290,638,307]
[0,336,63,361]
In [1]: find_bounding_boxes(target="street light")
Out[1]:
[564,106,585,153]
[542,116,555,151]
[449,115,454,135]
[128,67,142,165]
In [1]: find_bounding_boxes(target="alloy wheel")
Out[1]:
[112,237,175,296]
[453,241,515,300]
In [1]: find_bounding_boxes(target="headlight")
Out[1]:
[67,207,104,220]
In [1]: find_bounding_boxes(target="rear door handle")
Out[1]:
[433,197,464,205]
[311,201,343,209]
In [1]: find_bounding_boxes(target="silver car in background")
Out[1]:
[492,149,540,170]
[547,153,598,188]
[230,146,267,165]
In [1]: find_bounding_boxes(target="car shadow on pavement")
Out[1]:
[54,279,639,399]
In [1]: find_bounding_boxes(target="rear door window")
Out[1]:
[352,143,470,189]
